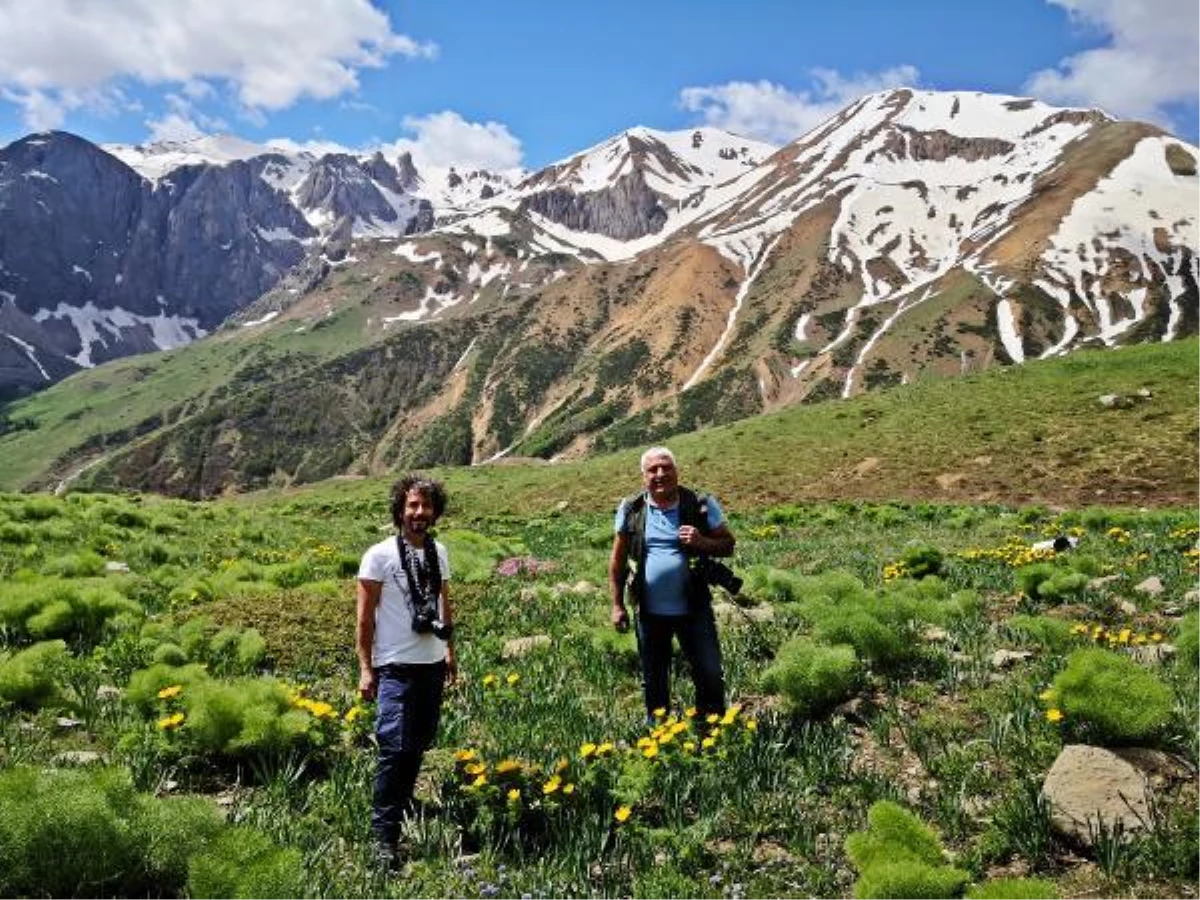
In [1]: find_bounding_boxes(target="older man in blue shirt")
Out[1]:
[608,446,736,720]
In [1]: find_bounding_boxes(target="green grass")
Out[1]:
[0,479,1196,898]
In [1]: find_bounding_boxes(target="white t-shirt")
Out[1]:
[358,536,451,667]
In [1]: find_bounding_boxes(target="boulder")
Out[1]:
[1042,745,1153,845]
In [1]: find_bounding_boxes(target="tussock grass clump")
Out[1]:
[127,663,325,763]
[1002,614,1076,653]
[1016,563,1089,603]
[1175,610,1198,671]
[0,765,224,898]
[1052,648,1174,744]
[966,876,1059,898]
[845,800,969,899]
[0,577,141,647]
[186,826,306,899]
[440,528,525,582]
[761,637,860,716]
[0,639,69,707]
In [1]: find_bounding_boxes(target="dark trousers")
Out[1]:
[634,606,725,720]
[372,661,445,845]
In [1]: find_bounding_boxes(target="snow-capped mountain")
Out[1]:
[0,88,1196,495]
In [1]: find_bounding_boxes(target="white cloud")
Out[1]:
[0,0,436,131]
[387,111,525,171]
[1025,0,1199,130]
[680,67,920,144]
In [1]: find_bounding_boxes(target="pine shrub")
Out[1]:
[898,544,945,579]
[761,637,860,716]
[1016,564,1088,603]
[1053,648,1174,743]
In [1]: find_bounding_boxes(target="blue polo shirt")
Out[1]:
[615,494,725,615]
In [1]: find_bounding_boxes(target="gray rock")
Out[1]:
[1133,576,1164,596]
[54,750,105,766]
[991,649,1033,668]
[1129,643,1176,666]
[1043,744,1152,845]
[501,635,551,660]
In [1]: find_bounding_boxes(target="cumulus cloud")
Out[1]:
[1025,0,1198,131]
[680,66,920,144]
[386,111,525,172]
[0,0,436,130]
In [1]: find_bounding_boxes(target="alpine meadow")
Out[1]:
[0,74,1198,900]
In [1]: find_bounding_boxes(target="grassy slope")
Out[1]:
[238,338,1198,518]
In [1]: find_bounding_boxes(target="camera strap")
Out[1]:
[395,536,441,610]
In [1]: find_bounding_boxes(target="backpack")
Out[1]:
[620,486,714,609]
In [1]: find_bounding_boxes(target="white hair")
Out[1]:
[640,446,676,471]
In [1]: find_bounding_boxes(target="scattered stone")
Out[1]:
[53,750,104,766]
[96,685,122,700]
[1088,574,1122,590]
[570,580,598,595]
[832,697,865,720]
[54,716,83,729]
[1161,604,1183,617]
[554,499,570,512]
[922,626,949,642]
[501,635,551,660]
[1183,588,1199,605]
[1136,388,1152,399]
[1043,744,1153,845]
[1133,576,1164,596]
[105,560,130,573]
[1097,394,1121,408]
[1129,643,1176,666]
[991,649,1033,668]
[1115,599,1139,616]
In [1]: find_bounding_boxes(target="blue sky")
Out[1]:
[0,0,1196,171]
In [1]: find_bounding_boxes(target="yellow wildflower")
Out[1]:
[614,805,632,823]
[596,742,614,756]
[543,775,561,795]
[745,719,758,732]
[706,713,719,724]
[472,774,487,788]
[684,741,696,753]
[1037,689,1055,702]
[455,748,477,762]
[507,788,521,803]
[563,783,575,795]
[701,736,715,750]
[495,759,521,775]
[1046,708,1064,723]
[684,707,697,718]
[642,742,659,759]
[652,707,667,719]
[506,672,520,686]
[465,762,486,776]
[482,674,498,687]
[580,742,597,759]
[156,684,183,700]
[157,712,185,730]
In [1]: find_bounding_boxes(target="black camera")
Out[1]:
[700,558,743,596]
[412,604,453,641]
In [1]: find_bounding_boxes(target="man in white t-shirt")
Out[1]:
[356,475,456,860]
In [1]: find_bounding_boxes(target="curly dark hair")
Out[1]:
[390,474,448,527]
